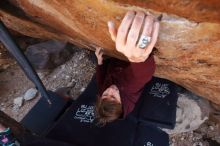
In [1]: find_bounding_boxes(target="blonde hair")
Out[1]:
[95,95,122,126]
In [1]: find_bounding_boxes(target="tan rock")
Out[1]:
[0,0,219,105]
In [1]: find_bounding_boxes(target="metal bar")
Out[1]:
[0,21,51,105]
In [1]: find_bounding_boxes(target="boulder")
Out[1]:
[0,0,219,105]
[25,40,74,70]
[163,93,209,134]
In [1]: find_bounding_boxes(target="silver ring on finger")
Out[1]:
[137,35,151,49]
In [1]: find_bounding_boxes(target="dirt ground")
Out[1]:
[0,43,220,146]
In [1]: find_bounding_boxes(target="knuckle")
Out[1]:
[127,10,135,15]
[135,16,143,23]
[145,15,153,23]
[148,15,155,20]
[118,28,126,34]
[133,52,141,58]
[136,11,145,17]
[128,32,136,39]
[126,11,135,19]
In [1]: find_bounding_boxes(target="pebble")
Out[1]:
[80,87,85,92]
[73,63,77,68]
[65,75,70,79]
[79,54,84,60]
[61,65,65,70]
[37,72,45,79]
[24,88,38,101]
[193,142,203,146]
[181,137,185,141]
[67,81,75,87]
[13,97,23,107]
[12,105,19,112]
[209,126,214,131]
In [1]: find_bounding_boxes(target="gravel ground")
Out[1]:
[0,45,219,146]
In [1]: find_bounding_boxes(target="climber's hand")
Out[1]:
[95,47,104,65]
[108,10,160,62]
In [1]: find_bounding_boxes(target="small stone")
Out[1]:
[24,88,38,101]
[192,137,197,141]
[65,75,70,79]
[79,55,84,60]
[37,72,45,79]
[61,65,65,70]
[67,81,76,87]
[73,63,77,68]
[181,137,185,141]
[12,105,19,113]
[193,142,203,146]
[13,97,24,107]
[209,126,214,131]
[80,87,85,92]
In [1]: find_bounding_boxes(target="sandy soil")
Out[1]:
[0,44,219,146]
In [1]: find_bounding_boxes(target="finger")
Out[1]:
[137,14,154,49]
[95,47,101,55]
[95,48,98,55]
[95,47,100,52]
[108,21,117,42]
[126,11,145,47]
[143,14,154,37]
[97,47,103,55]
[99,49,104,55]
[144,21,160,55]
[116,11,135,50]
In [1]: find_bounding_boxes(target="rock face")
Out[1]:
[0,0,219,105]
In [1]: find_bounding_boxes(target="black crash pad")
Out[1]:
[21,91,72,136]
[46,77,170,146]
[138,77,179,129]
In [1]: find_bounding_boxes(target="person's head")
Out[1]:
[95,85,122,126]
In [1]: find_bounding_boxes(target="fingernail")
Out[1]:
[107,21,114,28]
[146,11,150,15]
[157,14,163,21]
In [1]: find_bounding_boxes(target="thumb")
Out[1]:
[107,21,117,42]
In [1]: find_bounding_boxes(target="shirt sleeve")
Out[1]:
[126,55,156,93]
[96,59,109,94]
[121,55,156,117]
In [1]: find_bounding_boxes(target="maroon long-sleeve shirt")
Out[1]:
[96,55,155,117]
